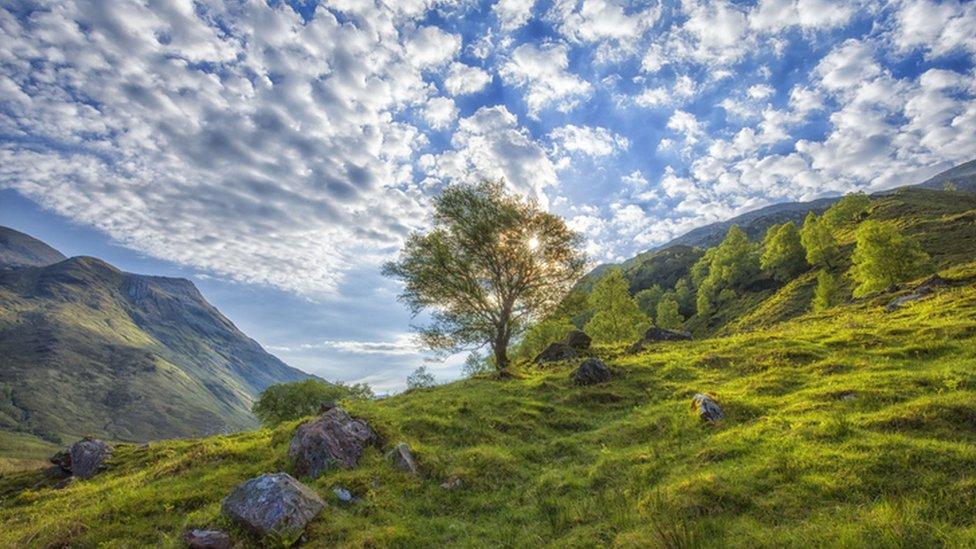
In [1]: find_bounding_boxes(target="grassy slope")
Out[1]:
[2,262,976,547]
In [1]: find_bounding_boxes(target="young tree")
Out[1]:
[462,351,494,377]
[656,295,684,329]
[384,181,587,370]
[252,379,374,427]
[849,220,931,297]
[406,366,436,390]
[695,225,759,315]
[811,270,840,312]
[800,212,839,268]
[760,222,807,282]
[584,268,651,344]
[635,285,664,318]
[673,277,696,318]
[822,192,870,229]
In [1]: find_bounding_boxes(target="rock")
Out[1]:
[691,393,724,424]
[332,486,353,503]
[572,358,612,386]
[318,401,338,414]
[534,342,579,364]
[388,442,420,475]
[288,407,378,478]
[562,330,591,351]
[221,473,325,545]
[440,476,463,490]
[629,327,692,353]
[54,438,112,479]
[915,274,947,291]
[183,529,231,549]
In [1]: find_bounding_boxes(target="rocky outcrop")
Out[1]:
[388,442,420,475]
[534,330,592,364]
[885,274,947,312]
[51,438,113,479]
[572,358,612,386]
[629,327,693,353]
[183,529,231,549]
[691,393,724,424]
[288,407,378,478]
[221,473,325,545]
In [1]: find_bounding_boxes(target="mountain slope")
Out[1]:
[0,231,313,447]
[0,226,66,269]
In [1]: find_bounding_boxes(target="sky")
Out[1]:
[1,0,974,393]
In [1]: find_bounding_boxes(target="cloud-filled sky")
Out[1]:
[1,0,974,392]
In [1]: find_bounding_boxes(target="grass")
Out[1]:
[2,264,976,547]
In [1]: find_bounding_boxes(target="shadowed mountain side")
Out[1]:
[0,246,314,446]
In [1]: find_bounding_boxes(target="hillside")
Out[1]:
[0,229,314,454]
[0,226,66,269]
[1,257,975,546]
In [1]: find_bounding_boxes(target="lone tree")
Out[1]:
[849,220,931,297]
[383,181,586,371]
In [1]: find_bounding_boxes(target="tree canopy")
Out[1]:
[584,268,650,344]
[694,225,759,315]
[800,212,839,268]
[822,193,870,229]
[849,220,931,297]
[812,270,840,312]
[655,295,684,329]
[383,180,587,370]
[760,222,807,282]
[252,379,373,427]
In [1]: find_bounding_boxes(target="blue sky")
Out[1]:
[1,0,974,392]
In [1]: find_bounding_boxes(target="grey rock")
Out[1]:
[440,476,463,490]
[183,529,231,549]
[388,442,420,475]
[629,327,692,353]
[332,486,353,502]
[572,358,612,386]
[915,274,947,291]
[534,342,579,364]
[691,393,724,423]
[288,407,377,478]
[562,330,591,351]
[221,473,324,545]
[884,278,942,312]
[55,438,112,479]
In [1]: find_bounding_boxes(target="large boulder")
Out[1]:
[572,358,612,386]
[221,473,325,545]
[534,343,579,364]
[288,407,377,478]
[562,330,591,351]
[884,275,947,312]
[388,442,420,476]
[51,438,112,479]
[629,327,692,353]
[691,393,724,424]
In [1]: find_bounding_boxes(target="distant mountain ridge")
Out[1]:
[0,227,313,446]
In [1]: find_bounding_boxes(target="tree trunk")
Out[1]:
[493,332,509,371]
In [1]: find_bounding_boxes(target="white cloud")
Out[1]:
[549,0,660,62]
[443,62,492,95]
[422,97,459,130]
[889,0,976,58]
[499,42,592,117]
[549,124,629,158]
[422,105,558,202]
[494,0,536,32]
[666,110,705,145]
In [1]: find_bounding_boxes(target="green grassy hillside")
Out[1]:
[2,259,975,547]
[0,246,314,453]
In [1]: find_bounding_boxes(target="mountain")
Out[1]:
[2,189,976,546]
[912,158,976,192]
[0,226,66,269]
[0,228,313,449]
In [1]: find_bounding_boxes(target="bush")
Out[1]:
[812,270,840,312]
[407,366,436,390]
[252,379,373,427]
